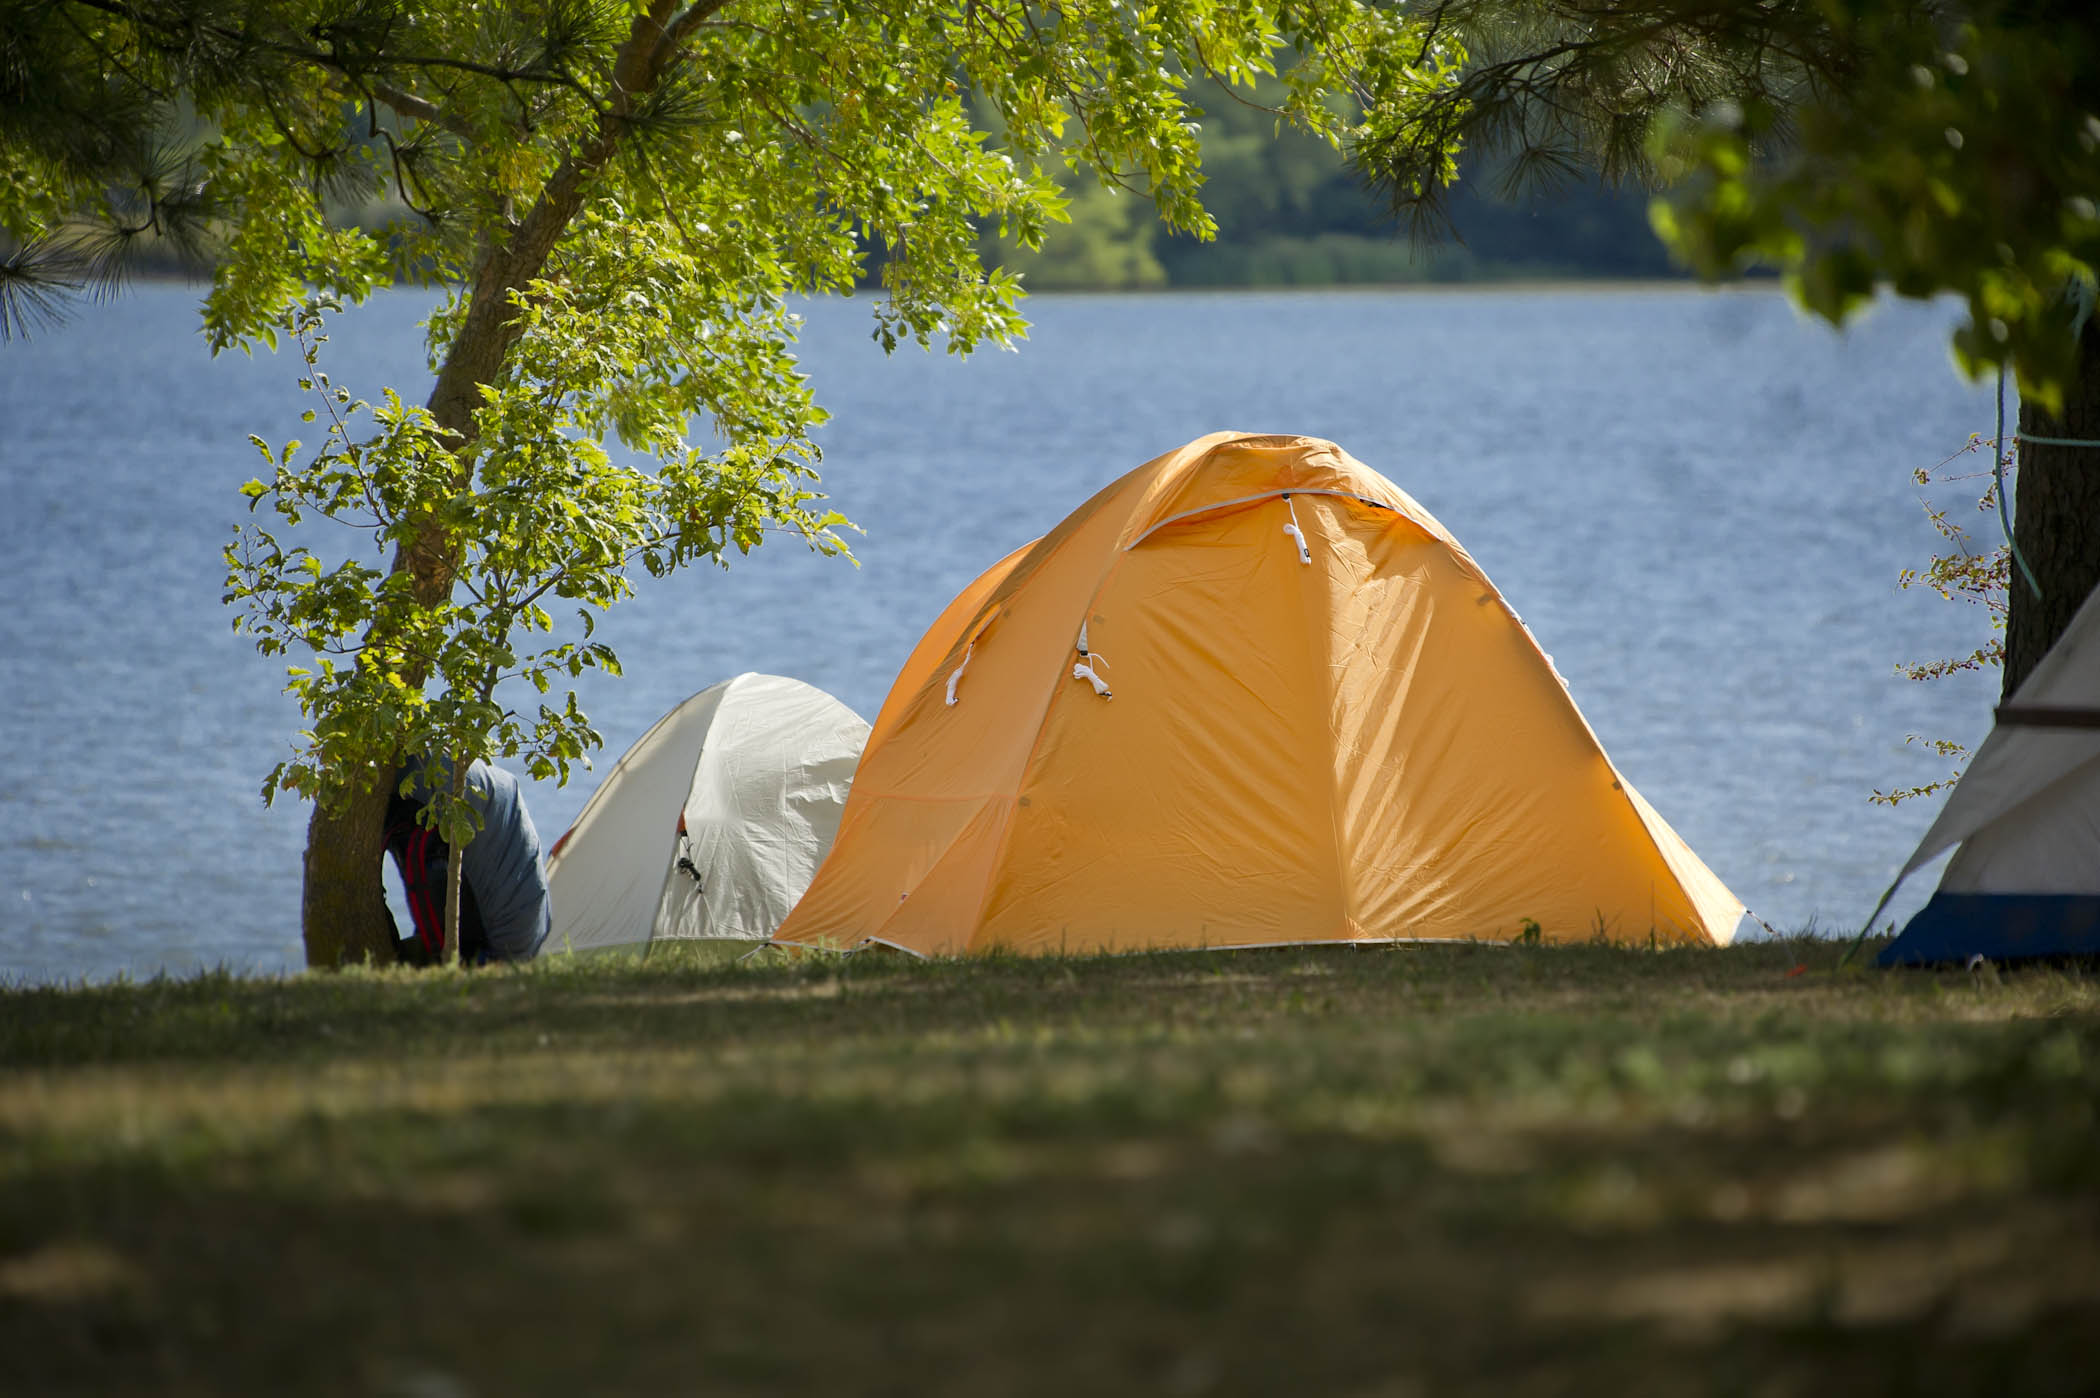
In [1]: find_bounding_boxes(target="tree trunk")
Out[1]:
[300,769,396,967]
[2006,322,2100,698]
[292,0,690,967]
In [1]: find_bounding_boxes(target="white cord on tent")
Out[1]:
[1073,653,1112,699]
[1282,493,1311,564]
[945,641,975,707]
[1070,620,1112,697]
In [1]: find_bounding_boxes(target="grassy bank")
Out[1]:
[3,939,2096,1396]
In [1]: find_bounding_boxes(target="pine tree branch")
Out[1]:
[1361,0,1847,228]
[58,0,605,109]
[366,79,477,144]
[660,2,728,60]
[0,238,88,340]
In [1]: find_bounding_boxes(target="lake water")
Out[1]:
[0,283,2002,983]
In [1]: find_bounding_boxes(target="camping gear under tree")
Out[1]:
[386,756,552,964]
[1870,580,2100,966]
[543,674,869,955]
[772,432,1749,956]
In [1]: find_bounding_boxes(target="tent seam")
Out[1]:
[953,545,1142,952]
[865,488,1144,950]
[1125,489,1405,551]
[945,439,1233,951]
[1294,495,1356,940]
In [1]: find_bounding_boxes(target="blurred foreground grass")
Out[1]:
[2,938,2096,1396]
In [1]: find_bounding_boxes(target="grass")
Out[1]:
[1,938,2096,1397]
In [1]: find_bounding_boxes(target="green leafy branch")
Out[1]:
[224,271,851,847]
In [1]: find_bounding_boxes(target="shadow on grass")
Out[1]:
[0,941,2094,1394]
[3,1098,2096,1396]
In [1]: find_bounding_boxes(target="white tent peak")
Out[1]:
[544,673,869,954]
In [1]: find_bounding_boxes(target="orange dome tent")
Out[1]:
[774,432,1746,956]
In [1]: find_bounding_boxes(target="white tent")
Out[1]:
[543,674,870,955]
[1875,582,2100,964]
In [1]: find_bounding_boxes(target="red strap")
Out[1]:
[403,826,443,955]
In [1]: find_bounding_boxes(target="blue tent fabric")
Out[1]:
[1880,893,2100,966]
[1865,581,2100,968]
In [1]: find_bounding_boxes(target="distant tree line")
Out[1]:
[984,89,1681,291]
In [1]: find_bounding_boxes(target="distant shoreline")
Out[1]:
[115,267,1779,298]
[1006,275,1783,298]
